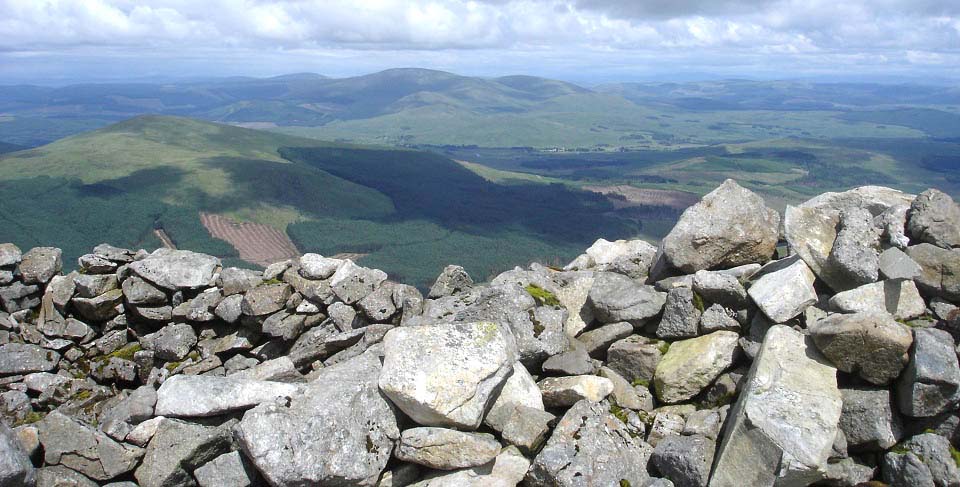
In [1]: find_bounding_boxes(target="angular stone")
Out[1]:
[657,287,702,340]
[527,399,652,487]
[711,325,842,487]
[587,272,666,326]
[897,327,960,417]
[909,188,960,249]
[379,322,517,429]
[541,342,597,376]
[129,249,219,290]
[570,238,658,278]
[598,366,647,410]
[395,428,501,470]
[194,451,258,487]
[19,247,62,285]
[747,256,818,323]
[785,186,914,292]
[46,273,76,311]
[828,280,926,320]
[882,450,936,487]
[883,433,960,487]
[692,270,748,308]
[218,267,263,296]
[39,411,142,481]
[499,405,555,455]
[72,288,123,321]
[839,386,902,451]
[809,311,913,385]
[121,276,167,306]
[150,323,197,361]
[229,356,301,382]
[484,362,543,432]
[99,385,157,439]
[605,335,665,384]
[907,243,960,301]
[134,418,233,487]
[661,180,779,273]
[241,283,292,316]
[577,321,633,358]
[156,374,302,417]
[73,273,118,299]
[651,434,715,487]
[827,207,882,287]
[538,375,613,408]
[428,265,474,299]
[0,422,33,486]
[699,304,741,334]
[298,253,343,280]
[0,343,59,375]
[237,353,400,486]
[214,294,243,323]
[654,331,739,404]
[880,247,923,280]
[330,260,388,304]
[0,243,21,268]
[261,311,306,341]
[407,446,529,487]
[357,281,398,322]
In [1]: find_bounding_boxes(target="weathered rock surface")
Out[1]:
[828,279,926,320]
[428,265,474,299]
[129,249,219,290]
[19,247,62,285]
[808,311,913,385]
[839,386,903,452]
[909,188,960,249]
[395,428,501,470]
[134,418,232,487]
[379,322,517,430]
[0,422,34,486]
[654,330,740,404]
[587,272,666,326]
[651,434,716,487]
[39,411,142,481]
[711,325,842,486]
[537,375,614,408]
[907,243,960,301]
[661,179,780,273]
[897,327,960,417]
[747,256,818,323]
[237,352,400,486]
[155,374,302,417]
[0,343,59,375]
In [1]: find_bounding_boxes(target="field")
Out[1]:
[200,212,300,267]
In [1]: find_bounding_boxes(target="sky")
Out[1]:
[1,0,959,85]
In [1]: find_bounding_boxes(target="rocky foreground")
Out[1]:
[0,180,959,487]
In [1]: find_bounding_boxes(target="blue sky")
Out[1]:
[1,0,958,85]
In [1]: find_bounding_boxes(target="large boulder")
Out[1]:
[128,248,219,290]
[0,422,34,486]
[907,243,960,301]
[155,375,302,417]
[897,327,960,417]
[808,311,913,385]
[828,280,926,320]
[660,179,779,273]
[428,265,474,299]
[747,256,818,323]
[785,185,914,291]
[587,272,666,326]
[826,207,882,286]
[237,352,400,486]
[135,418,233,487]
[19,247,62,285]
[526,399,653,487]
[653,330,740,404]
[38,411,142,481]
[379,322,517,430]
[567,238,658,278]
[710,325,842,486]
[908,188,960,249]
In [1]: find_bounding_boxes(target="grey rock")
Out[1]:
[287,322,361,367]
[299,253,343,280]
[46,273,76,311]
[683,409,722,440]
[577,321,633,358]
[657,287,702,340]
[809,311,913,385]
[237,352,400,487]
[395,428,501,470]
[19,247,62,285]
[121,276,167,305]
[883,450,937,487]
[606,335,665,384]
[73,273,118,299]
[156,374,302,417]
[900,433,960,487]
[99,385,157,438]
[711,325,842,487]
[661,179,780,273]
[0,243,21,268]
[78,254,116,274]
[131,305,172,322]
[218,267,263,296]
[182,289,221,322]
[261,311,306,340]
[129,248,219,290]
[92,243,134,263]
[484,362,544,433]
[229,356,302,382]
[329,301,364,331]
[151,323,197,361]
[877,203,912,249]
[0,343,59,375]
[407,446,529,487]
[839,386,903,451]
[538,375,613,408]
[654,331,740,404]
[748,256,818,323]
[38,317,94,342]
[38,411,142,481]
[214,294,243,323]
[0,281,40,313]
[428,265,474,299]
[541,342,597,376]
[897,327,960,417]
[358,281,398,322]
[651,434,715,487]
[880,247,924,280]
[598,366,647,411]
[499,405,555,455]
[692,270,748,308]
[330,260,388,304]
[699,304,741,334]
[907,243,960,301]
[567,238,658,278]
[241,283,292,316]
[193,451,258,487]
[0,422,34,487]
[263,260,291,281]
[134,418,233,487]
[587,272,666,326]
[828,279,926,321]
[379,322,517,429]
[785,185,914,291]
[909,188,960,249]
[526,399,652,487]
[72,288,123,321]
[35,465,97,487]
[827,207,882,286]
[821,458,876,487]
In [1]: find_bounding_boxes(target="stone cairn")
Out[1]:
[0,179,959,487]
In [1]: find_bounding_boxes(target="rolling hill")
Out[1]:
[0,115,639,287]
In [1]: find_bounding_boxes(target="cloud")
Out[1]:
[0,0,957,83]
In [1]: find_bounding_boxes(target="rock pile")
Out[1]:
[0,180,959,487]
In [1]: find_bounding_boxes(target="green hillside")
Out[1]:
[0,115,639,287]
